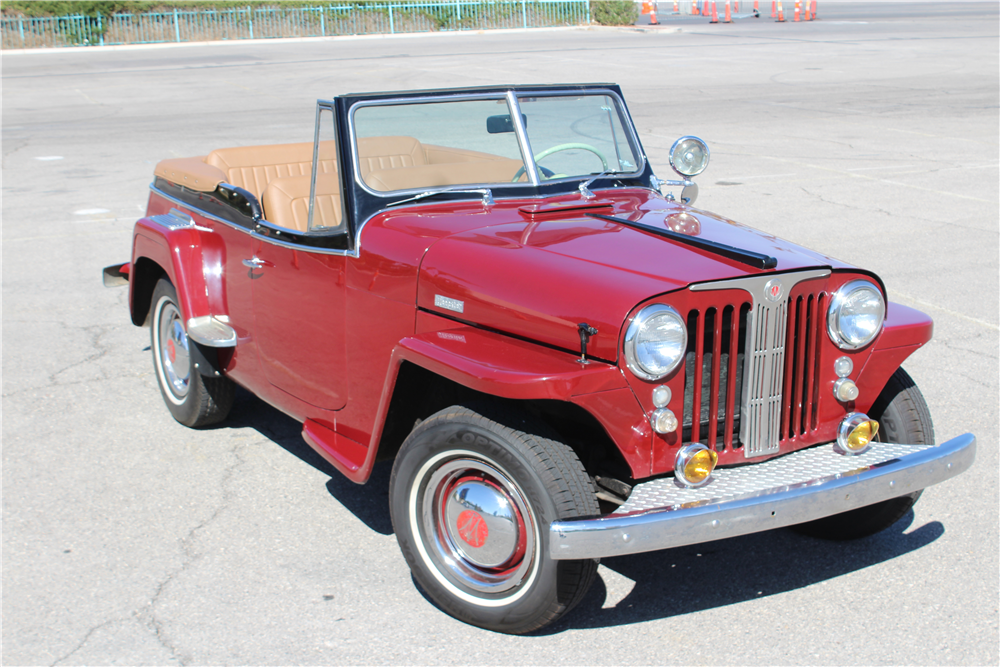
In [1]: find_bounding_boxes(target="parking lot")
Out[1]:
[3,3,998,664]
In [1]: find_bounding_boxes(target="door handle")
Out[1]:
[242,257,265,269]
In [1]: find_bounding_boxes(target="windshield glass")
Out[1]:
[517,93,641,179]
[353,97,527,192]
[349,91,642,194]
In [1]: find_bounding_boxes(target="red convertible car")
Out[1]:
[105,84,975,633]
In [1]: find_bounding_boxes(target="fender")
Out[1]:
[856,302,934,413]
[319,325,638,484]
[130,214,232,347]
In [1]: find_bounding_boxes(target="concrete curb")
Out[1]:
[0,23,684,55]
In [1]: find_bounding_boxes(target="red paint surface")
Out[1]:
[132,186,930,483]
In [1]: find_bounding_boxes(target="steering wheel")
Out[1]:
[511,143,609,182]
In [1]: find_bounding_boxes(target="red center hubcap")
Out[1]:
[456,509,489,548]
[167,339,176,363]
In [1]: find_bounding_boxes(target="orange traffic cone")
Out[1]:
[804,0,811,20]
[793,0,801,21]
[710,0,718,22]
[776,0,784,21]
[692,0,700,15]
[771,0,776,18]
[724,0,732,22]
[674,0,680,13]
[810,0,817,19]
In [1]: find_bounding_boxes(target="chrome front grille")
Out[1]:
[742,297,790,456]
[689,269,830,458]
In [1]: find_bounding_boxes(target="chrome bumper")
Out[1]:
[549,434,976,560]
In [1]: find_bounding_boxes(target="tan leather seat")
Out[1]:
[356,136,427,178]
[205,143,338,198]
[261,174,342,233]
[365,159,524,192]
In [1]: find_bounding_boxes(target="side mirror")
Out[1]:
[486,114,527,134]
[681,181,699,205]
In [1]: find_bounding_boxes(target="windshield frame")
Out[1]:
[344,85,648,202]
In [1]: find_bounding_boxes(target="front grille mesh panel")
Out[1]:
[682,280,828,457]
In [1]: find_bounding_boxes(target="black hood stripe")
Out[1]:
[588,213,779,270]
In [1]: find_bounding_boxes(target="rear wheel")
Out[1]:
[150,278,234,428]
[389,404,599,634]
[793,368,932,540]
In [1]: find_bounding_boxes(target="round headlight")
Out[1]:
[624,304,687,381]
[828,280,885,350]
[668,136,710,178]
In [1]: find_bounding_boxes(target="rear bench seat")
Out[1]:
[154,136,522,231]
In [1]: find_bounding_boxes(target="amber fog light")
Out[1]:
[836,413,879,455]
[674,443,718,488]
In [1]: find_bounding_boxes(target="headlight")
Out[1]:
[624,304,687,381]
[828,280,885,350]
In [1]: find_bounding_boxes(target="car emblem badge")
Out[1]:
[456,510,488,548]
[764,278,783,302]
[435,294,464,313]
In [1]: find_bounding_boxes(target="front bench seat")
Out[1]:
[261,174,342,233]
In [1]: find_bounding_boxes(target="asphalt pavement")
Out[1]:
[3,2,998,665]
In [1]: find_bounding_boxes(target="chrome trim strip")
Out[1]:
[248,229,355,257]
[149,184,256,236]
[550,433,976,560]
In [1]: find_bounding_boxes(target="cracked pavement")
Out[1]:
[3,3,998,665]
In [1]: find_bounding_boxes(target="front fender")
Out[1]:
[856,302,934,412]
[347,326,650,484]
[394,327,628,400]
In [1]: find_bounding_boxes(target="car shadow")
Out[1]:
[536,511,943,634]
[217,390,944,631]
[221,387,395,535]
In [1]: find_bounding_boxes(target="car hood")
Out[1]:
[417,202,851,362]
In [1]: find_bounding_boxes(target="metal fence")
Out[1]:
[1,1,590,49]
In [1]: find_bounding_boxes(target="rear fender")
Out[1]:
[130,216,228,327]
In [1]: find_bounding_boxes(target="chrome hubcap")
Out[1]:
[158,301,191,399]
[421,457,534,595]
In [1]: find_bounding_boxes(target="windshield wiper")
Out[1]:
[387,187,494,208]
[578,170,623,199]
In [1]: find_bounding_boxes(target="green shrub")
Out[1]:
[590,0,638,26]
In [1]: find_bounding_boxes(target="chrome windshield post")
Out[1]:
[507,91,540,186]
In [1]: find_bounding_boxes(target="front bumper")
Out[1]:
[549,434,976,560]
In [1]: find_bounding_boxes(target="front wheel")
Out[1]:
[793,368,932,540]
[389,404,599,634]
[150,278,234,428]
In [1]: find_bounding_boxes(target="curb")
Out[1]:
[0,23,668,55]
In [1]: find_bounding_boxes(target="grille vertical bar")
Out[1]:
[723,305,740,451]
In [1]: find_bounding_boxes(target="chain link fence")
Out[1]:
[2,0,590,49]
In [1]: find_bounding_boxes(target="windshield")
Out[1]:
[353,97,526,192]
[517,94,641,179]
[350,91,642,194]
